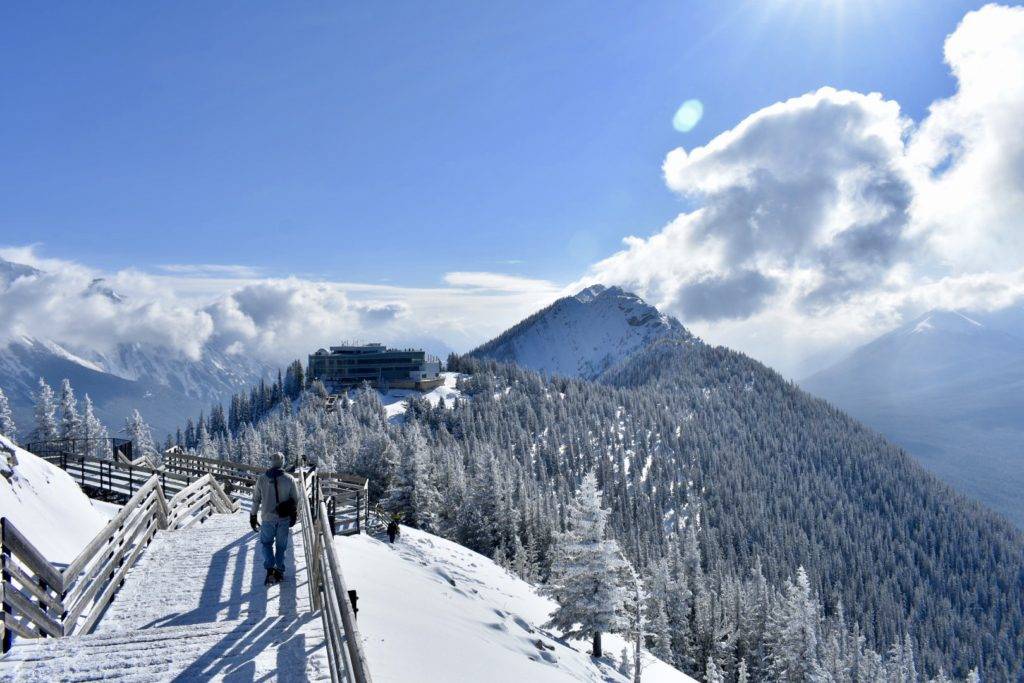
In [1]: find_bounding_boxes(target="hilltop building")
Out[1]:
[308,343,443,392]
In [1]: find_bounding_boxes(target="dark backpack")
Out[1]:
[270,470,297,524]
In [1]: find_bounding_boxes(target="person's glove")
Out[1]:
[249,514,259,532]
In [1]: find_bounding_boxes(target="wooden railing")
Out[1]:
[0,474,236,653]
[298,467,373,683]
[167,452,370,536]
[41,451,194,502]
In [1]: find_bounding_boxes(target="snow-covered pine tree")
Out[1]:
[80,395,108,459]
[619,560,648,683]
[737,658,750,683]
[543,470,625,658]
[618,645,632,679]
[124,409,158,464]
[0,387,17,442]
[768,566,823,682]
[59,379,82,442]
[965,669,980,683]
[31,377,58,443]
[704,656,725,683]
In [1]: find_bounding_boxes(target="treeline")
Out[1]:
[0,377,158,462]
[174,347,1018,680]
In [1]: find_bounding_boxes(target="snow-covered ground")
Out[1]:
[0,435,108,564]
[338,525,696,683]
[379,372,463,422]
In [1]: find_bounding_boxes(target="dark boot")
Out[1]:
[264,569,277,586]
[272,568,285,582]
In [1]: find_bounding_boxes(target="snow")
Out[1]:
[0,435,107,564]
[472,285,689,380]
[378,372,463,422]
[338,525,696,683]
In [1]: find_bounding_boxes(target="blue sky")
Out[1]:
[1,1,983,286]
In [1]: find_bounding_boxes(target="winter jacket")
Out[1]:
[251,468,299,522]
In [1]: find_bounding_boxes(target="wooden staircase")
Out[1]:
[1,513,332,681]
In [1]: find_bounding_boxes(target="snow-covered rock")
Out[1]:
[338,525,695,683]
[470,285,689,379]
[0,435,108,564]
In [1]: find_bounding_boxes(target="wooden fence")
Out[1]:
[298,467,373,683]
[0,474,237,653]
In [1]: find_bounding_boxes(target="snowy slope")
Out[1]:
[0,434,108,564]
[338,525,695,683]
[470,285,689,379]
[802,309,1024,527]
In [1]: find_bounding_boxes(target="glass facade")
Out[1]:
[308,343,440,391]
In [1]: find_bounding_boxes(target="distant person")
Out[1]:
[249,451,298,586]
[387,518,400,544]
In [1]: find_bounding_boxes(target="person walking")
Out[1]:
[249,452,298,586]
[387,518,400,544]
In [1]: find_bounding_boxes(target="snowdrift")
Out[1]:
[338,525,696,683]
[0,435,108,564]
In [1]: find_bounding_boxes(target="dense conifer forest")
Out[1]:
[164,339,1023,681]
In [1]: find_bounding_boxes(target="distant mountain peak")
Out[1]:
[0,257,42,286]
[906,309,984,336]
[85,278,126,304]
[573,283,607,303]
[471,284,688,379]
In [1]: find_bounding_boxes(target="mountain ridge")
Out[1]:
[801,307,1024,527]
[470,284,691,379]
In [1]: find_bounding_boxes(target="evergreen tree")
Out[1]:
[768,566,823,682]
[59,379,81,442]
[0,387,17,442]
[704,656,725,683]
[31,377,58,443]
[543,471,625,657]
[737,658,750,683]
[124,410,158,463]
[80,395,108,459]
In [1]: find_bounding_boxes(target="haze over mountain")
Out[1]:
[0,257,271,440]
[802,309,1024,527]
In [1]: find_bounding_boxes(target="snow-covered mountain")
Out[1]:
[0,336,271,441]
[0,256,272,440]
[470,284,690,379]
[802,309,1024,527]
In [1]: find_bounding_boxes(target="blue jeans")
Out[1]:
[259,519,290,572]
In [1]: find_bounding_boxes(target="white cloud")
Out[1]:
[442,271,560,293]
[579,4,1024,376]
[158,264,264,278]
[0,248,560,366]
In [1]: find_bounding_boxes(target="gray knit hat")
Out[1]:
[271,451,285,468]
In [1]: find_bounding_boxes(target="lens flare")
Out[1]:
[672,99,704,132]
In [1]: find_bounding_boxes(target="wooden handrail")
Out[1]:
[297,468,373,683]
[0,472,238,653]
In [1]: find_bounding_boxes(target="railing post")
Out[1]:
[1,520,13,653]
[355,492,360,535]
[36,578,49,637]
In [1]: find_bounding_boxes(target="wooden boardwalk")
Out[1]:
[1,513,338,682]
